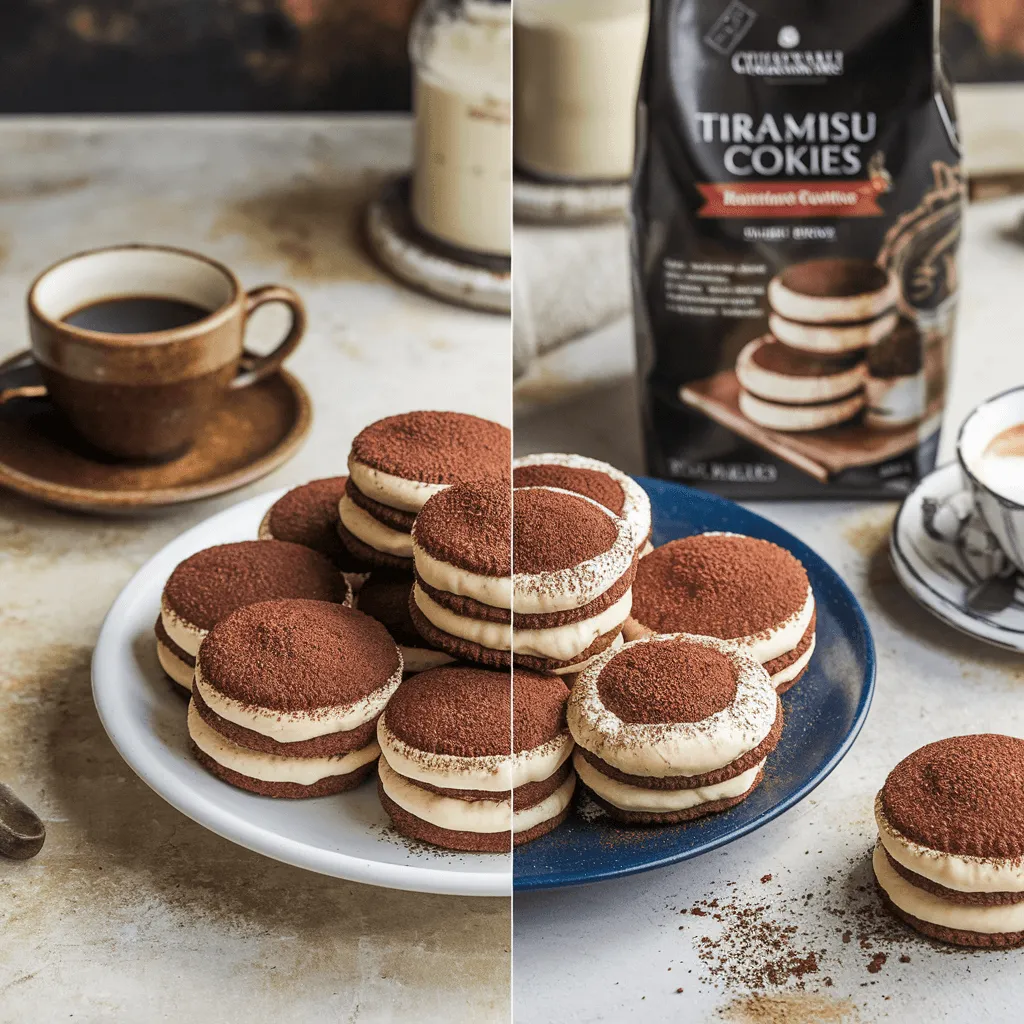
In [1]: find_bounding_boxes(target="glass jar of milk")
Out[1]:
[514,0,649,183]
[409,0,511,259]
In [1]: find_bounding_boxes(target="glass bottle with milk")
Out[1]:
[409,0,511,259]
[514,0,649,183]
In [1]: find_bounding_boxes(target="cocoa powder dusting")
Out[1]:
[632,534,809,637]
[514,487,618,573]
[414,481,511,576]
[881,734,1024,859]
[512,670,569,752]
[513,463,626,516]
[752,341,862,379]
[350,411,510,485]
[265,476,358,569]
[596,639,738,725]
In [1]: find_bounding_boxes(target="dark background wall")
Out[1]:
[0,0,1017,113]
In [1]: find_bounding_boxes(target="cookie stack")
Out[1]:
[568,633,782,824]
[513,485,637,676]
[376,665,575,852]
[737,257,901,433]
[409,481,513,668]
[874,734,1024,948]
[513,452,653,556]
[337,411,511,571]
[156,540,352,693]
[625,532,815,694]
[188,599,402,798]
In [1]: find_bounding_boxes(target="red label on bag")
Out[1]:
[697,180,885,218]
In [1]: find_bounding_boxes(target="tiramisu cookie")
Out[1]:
[768,259,899,332]
[873,735,1024,948]
[864,319,925,429]
[624,533,814,694]
[377,666,576,852]
[258,476,372,589]
[157,540,352,692]
[738,388,865,432]
[337,411,511,569]
[513,453,653,556]
[356,573,455,675]
[409,481,513,669]
[568,633,782,825]
[513,486,637,675]
[736,336,866,407]
[769,310,899,355]
[188,599,401,797]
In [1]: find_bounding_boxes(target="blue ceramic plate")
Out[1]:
[513,478,875,892]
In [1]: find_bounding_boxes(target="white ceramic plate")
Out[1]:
[890,462,1024,652]
[92,489,511,896]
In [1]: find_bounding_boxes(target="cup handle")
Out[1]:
[231,285,307,390]
[0,350,47,405]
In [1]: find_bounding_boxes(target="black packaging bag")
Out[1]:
[632,0,963,498]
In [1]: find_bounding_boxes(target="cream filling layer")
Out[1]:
[400,645,456,673]
[576,751,763,812]
[568,633,777,777]
[257,509,273,539]
[873,844,1024,934]
[348,457,448,514]
[770,634,816,689]
[161,597,206,658]
[413,540,512,609]
[513,453,652,556]
[876,796,1024,893]
[188,701,380,784]
[513,486,635,613]
[414,583,631,661]
[156,638,195,691]
[193,656,402,743]
[551,633,624,676]
[338,494,413,557]
[377,716,572,791]
[379,757,575,834]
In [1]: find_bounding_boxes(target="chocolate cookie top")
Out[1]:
[778,258,891,300]
[350,411,510,485]
[867,319,922,378]
[514,487,618,574]
[752,341,862,378]
[200,599,400,711]
[513,670,569,752]
[596,638,738,725]
[632,534,809,637]
[384,666,510,758]
[513,463,625,516]
[164,540,349,630]
[263,477,356,567]
[881,735,1024,860]
[414,481,511,576]
[355,574,421,648]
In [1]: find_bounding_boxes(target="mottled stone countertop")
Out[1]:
[515,195,1024,1021]
[0,117,510,1023]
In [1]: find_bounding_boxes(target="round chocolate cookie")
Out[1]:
[158,540,352,692]
[410,482,512,670]
[258,477,372,586]
[376,665,575,852]
[873,735,1024,947]
[513,453,652,555]
[357,573,455,674]
[568,633,781,825]
[736,335,866,407]
[512,486,637,675]
[625,532,814,693]
[188,599,401,798]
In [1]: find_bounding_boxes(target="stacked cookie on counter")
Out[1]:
[736,257,924,432]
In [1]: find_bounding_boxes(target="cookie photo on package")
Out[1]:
[631,0,964,498]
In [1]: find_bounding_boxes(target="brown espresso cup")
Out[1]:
[0,244,306,462]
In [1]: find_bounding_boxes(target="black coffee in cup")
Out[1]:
[62,296,210,334]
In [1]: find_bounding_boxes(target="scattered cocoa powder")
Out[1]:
[514,487,617,573]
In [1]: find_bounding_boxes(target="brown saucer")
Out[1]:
[0,367,311,514]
